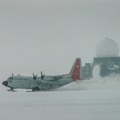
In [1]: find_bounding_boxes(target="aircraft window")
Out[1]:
[9,77,13,80]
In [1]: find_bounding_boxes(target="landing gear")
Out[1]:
[8,87,16,92]
[32,87,40,92]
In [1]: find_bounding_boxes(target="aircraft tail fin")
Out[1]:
[69,58,81,80]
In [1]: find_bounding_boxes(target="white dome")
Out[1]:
[96,38,119,57]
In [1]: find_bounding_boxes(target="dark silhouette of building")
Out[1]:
[82,57,120,79]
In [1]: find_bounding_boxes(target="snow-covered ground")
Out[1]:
[0,75,120,120]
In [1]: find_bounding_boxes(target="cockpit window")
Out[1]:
[9,77,13,80]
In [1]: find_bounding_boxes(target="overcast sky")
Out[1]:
[0,0,120,80]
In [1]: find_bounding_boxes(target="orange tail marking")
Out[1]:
[70,58,81,81]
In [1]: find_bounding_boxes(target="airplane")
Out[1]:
[2,58,81,92]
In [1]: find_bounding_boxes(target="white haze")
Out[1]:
[59,63,120,91]
[1,56,120,120]
[58,74,120,91]
[0,0,120,120]
[92,65,101,79]
[0,0,120,81]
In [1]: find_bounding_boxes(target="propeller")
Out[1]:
[33,73,37,80]
[40,71,44,80]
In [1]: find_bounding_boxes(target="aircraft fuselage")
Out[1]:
[3,75,72,91]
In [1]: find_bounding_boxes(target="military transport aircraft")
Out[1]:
[2,58,81,92]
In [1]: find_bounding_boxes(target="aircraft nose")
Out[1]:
[2,81,8,86]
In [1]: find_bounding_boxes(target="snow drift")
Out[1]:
[58,74,120,91]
